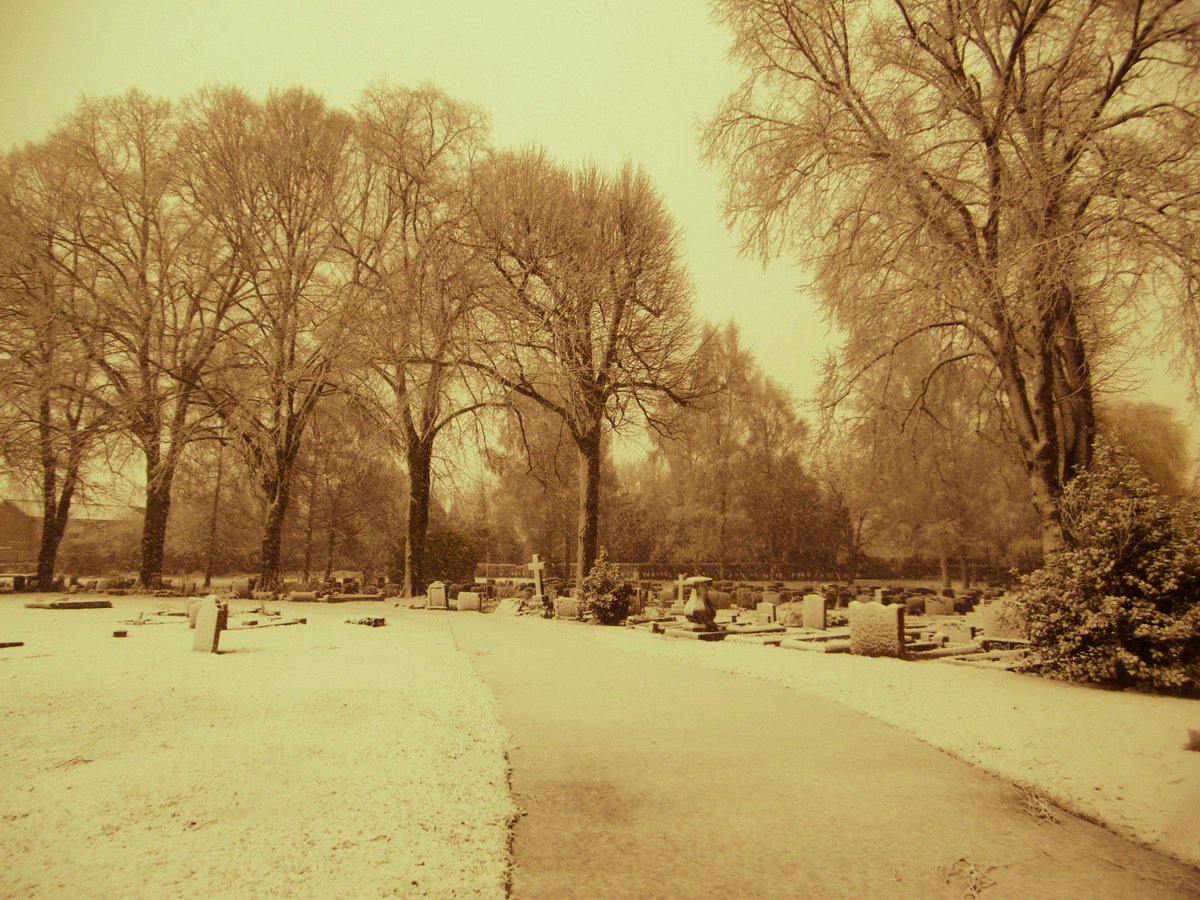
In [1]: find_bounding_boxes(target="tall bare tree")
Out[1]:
[188,87,353,589]
[41,90,247,586]
[0,142,110,588]
[704,0,1200,555]
[335,84,493,596]
[471,152,702,586]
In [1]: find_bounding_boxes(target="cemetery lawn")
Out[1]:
[0,596,514,899]
[2,595,1198,897]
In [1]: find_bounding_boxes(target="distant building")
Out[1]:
[0,499,142,570]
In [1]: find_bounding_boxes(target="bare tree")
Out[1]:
[189,87,353,589]
[0,143,111,588]
[704,0,1200,555]
[335,84,493,596]
[471,151,702,586]
[36,90,247,586]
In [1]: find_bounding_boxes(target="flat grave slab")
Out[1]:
[779,637,851,653]
[25,599,113,610]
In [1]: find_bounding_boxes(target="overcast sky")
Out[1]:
[0,0,1191,427]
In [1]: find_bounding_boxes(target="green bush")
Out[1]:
[1015,442,1200,695]
[579,547,635,625]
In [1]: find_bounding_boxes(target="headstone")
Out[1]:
[802,593,827,630]
[735,588,752,608]
[675,573,687,608]
[494,597,522,616]
[427,581,448,609]
[454,591,481,612]
[926,596,955,617]
[755,601,777,624]
[873,587,885,604]
[709,590,733,610]
[554,597,580,619]
[527,553,546,597]
[849,602,905,658]
[684,576,716,629]
[192,599,226,653]
[763,591,781,607]
[904,595,925,615]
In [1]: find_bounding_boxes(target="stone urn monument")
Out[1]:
[683,576,716,630]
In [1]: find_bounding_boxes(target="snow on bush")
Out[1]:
[1015,441,1200,695]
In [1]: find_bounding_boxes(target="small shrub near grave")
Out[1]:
[1014,442,1200,696]
[579,547,635,625]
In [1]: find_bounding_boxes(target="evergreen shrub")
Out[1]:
[1015,442,1200,695]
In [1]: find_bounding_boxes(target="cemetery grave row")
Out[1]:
[414,555,1028,667]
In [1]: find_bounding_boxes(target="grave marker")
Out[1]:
[848,602,905,658]
[454,591,482,612]
[527,554,546,598]
[192,599,226,653]
[802,593,827,630]
[427,581,449,609]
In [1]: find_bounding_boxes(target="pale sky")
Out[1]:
[0,0,1192,429]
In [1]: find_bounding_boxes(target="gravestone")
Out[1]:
[527,553,546,597]
[454,591,481,612]
[554,597,580,619]
[755,601,777,624]
[802,593,827,630]
[192,599,227,653]
[684,576,716,629]
[709,590,733,610]
[848,602,905,658]
[763,591,781,607]
[427,581,449,610]
[735,588,751,608]
[904,595,926,616]
[926,596,955,617]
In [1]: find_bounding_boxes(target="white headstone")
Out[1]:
[454,591,481,612]
[427,581,448,609]
[192,599,225,653]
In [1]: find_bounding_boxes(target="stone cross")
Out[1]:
[675,573,687,607]
[528,553,546,597]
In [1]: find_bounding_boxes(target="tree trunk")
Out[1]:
[573,428,602,589]
[202,444,225,590]
[259,475,291,590]
[139,464,174,589]
[35,399,78,591]
[300,472,317,584]
[324,495,337,580]
[403,440,434,598]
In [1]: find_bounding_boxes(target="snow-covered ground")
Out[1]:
[1,593,1197,899]
[0,597,514,899]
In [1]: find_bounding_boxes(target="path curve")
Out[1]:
[450,615,1200,899]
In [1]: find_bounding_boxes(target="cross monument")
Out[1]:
[528,553,546,597]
